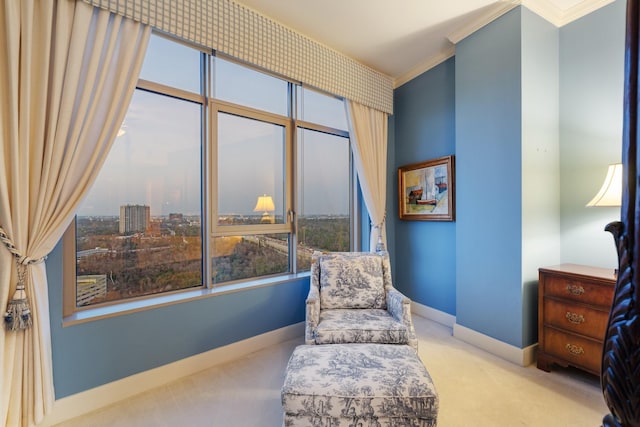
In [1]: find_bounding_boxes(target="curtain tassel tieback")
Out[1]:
[5,260,33,331]
[373,215,386,252]
[0,226,45,331]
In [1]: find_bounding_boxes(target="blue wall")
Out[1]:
[392,2,623,349]
[47,241,308,398]
[520,8,561,346]
[559,0,625,268]
[392,57,456,315]
[455,7,524,347]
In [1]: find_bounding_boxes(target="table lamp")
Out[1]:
[586,163,622,207]
[254,194,275,223]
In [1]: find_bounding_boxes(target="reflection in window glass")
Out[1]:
[75,90,203,307]
[217,112,286,225]
[212,234,290,283]
[297,128,350,271]
[214,57,288,116]
[297,87,348,131]
[139,34,201,93]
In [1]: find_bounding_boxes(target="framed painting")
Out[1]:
[398,155,455,221]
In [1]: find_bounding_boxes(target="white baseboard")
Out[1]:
[453,323,538,366]
[41,322,304,426]
[411,301,456,328]
[410,302,537,366]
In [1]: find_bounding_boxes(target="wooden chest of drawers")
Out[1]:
[537,264,616,376]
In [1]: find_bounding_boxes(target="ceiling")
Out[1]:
[234,0,614,87]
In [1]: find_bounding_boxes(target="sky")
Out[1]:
[78,34,350,218]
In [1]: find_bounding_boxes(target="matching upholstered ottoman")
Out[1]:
[281,343,438,426]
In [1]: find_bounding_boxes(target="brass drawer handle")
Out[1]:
[565,343,585,355]
[565,312,585,324]
[566,284,585,296]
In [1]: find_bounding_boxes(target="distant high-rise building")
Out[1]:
[119,204,150,234]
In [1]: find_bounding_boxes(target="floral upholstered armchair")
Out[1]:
[305,251,418,350]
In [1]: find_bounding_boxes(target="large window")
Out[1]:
[65,34,354,313]
[73,77,203,308]
[296,129,350,271]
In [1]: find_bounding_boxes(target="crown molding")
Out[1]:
[393,1,519,88]
[446,0,615,43]
[447,1,521,45]
[523,0,615,27]
[394,46,455,88]
[395,0,615,87]
[521,0,566,25]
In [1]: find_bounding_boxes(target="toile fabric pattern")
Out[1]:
[281,344,438,427]
[319,252,386,310]
[314,309,409,345]
[306,251,418,350]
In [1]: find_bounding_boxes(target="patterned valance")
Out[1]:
[80,0,394,114]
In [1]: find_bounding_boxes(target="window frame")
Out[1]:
[294,122,354,272]
[210,99,294,238]
[209,98,295,284]
[63,33,359,320]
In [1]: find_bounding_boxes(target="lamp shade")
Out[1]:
[253,194,275,212]
[586,163,622,207]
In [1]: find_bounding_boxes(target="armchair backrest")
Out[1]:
[310,251,393,310]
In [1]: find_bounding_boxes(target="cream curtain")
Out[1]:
[0,1,150,425]
[346,100,390,252]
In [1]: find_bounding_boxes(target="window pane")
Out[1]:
[212,234,290,283]
[214,57,288,116]
[139,34,201,93]
[297,129,350,271]
[217,112,286,225]
[76,90,203,306]
[297,87,348,131]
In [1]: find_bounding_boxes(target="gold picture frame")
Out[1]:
[398,155,455,221]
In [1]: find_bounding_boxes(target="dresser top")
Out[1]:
[539,263,617,283]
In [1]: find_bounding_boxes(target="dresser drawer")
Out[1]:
[542,327,602,374]
[543,274,613,307]
[543,298,609,340]
[538,264,615,375]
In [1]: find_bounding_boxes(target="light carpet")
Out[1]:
[54,315,608,426]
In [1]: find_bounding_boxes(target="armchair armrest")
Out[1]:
[305,285,320,345]
[387,287,418,351]
[386,287,410,322]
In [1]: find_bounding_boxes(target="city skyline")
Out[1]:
[77,94,350,218]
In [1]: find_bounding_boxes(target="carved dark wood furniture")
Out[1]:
[601,1,640,425]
